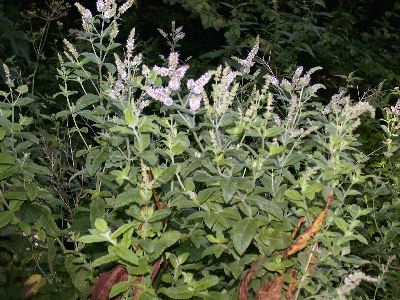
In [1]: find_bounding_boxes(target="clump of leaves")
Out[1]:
[48,1,399,299]
[1,0,399,299]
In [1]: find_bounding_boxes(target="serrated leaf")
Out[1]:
[94,218,108,233]
[334,218,348,233]
[148,209,171,222]
[0,211,13,228]
[354,234,368,245]
[16,85,28,94]
[259,227,291,251]
[115,189,144,208]
[264,127,284,138]
[269,145,286,155]
[160,286,194,299]
[221,180,236,203]
[230,218,258,255]
[284,190,304,201]
[78,234,106,243]
[109,281,130,298]
[197,188,218,204]
[75,94,98,111]
[151,231,182,260]
[14,97,33,106]
[194,275,219,291]
[111,223,135,239]
[303,183,324,200]
[113,245,139,265]
[92,254,118,268]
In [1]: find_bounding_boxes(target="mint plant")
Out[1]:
[0,0,399,299]
[48,1,396,299]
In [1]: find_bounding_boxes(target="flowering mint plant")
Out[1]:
[46,0,396,299]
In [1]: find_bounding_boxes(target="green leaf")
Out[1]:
[85,148,108,176]
[151,231,182,260]
[156,165,177,183]
[160,286,194,299]
[197,188,219,204]
[4,190,28,200]
[109,281,130,298]
[0,211,13,228]
[284,190,304,201]
[115,189,145,208]
[134,134,151,152]
[202,244,225,258]
[111,223,135,239]
[16,85,29,94]
[0,128,7,141]
[17,203,60,236]
[221,180,237,203]
[124,106,137,127]
[194,275,219,291]
[36,208,61,236]
[0,165,16,180]
[230,218,258,255]
[269,145,286,155]
[354,234,368,245]
[94,218,108,233]
[113,245,139,265]
[259,227,291,251]
[115,164,131,185]
[154,77,163,87]
[90,198,105,225]
[65,255,90,296]
[75,94,98,111]
[14,97,33,106]
[78,235,107,243]
[303,183,324,200]
[148,209,171,222]
[92,254,118,268]
[334,218,348,233]
[264,127,284,138]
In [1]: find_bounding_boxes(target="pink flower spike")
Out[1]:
[189,93,202,112]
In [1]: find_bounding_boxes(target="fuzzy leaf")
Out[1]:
[160,286,194,299]
[231,218,259,255]
[75,94,98,111]
[109,281,130,298]
[284,190,304,201]
[113,245,139,265]
[194,276,220,291]
[264,127,284,138]
[0,211,13,228]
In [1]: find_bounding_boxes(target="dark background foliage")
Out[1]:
[1,0,400,90]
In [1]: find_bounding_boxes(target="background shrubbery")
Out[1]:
[0,0,399,299]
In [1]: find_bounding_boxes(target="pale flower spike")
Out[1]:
[96,0,116,19]
[235,36,260,74]
[152,52,189,92]
[189,94,202,112]
[126,28,136,57]
[74,3,93,32]
[186,71,212,112]
[63,39,78,58]
[391,100,400,115]
[114,53,127,81]
[118,0,135,15]
[145,86,173,106]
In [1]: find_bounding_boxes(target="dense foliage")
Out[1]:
[0,0,399,299]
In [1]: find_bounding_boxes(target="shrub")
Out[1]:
[0,0,399,299]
